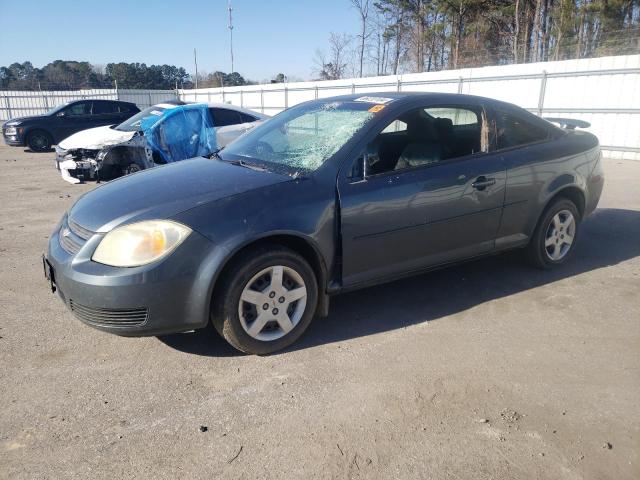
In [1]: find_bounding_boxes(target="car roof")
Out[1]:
[310,91,503,105]
[303,91,544,122]
[147,101,267,119]
[204,102,269,119]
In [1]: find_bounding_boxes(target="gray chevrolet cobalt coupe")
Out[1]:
[44,93,604,354]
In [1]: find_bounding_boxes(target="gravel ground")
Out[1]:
[0,144,638,480]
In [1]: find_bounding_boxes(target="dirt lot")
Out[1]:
[0,144,638,480]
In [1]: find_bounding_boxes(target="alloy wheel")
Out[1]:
[238,265,307,342]
[544,209,576,261]
[31,133,49,150]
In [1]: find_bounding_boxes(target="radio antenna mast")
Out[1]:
[228,0,234,73]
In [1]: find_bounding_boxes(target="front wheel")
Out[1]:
[526,198,580,269]
[26,130,53,152]
[211,246,318,354]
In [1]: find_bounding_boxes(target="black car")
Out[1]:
[44,93,604,354]
[2,99,140,152]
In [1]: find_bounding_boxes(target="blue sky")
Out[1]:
[0,0,360,82]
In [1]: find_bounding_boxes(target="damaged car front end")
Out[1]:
[56,102,265,184]
[56,103,183,184]
[56,140,149,183]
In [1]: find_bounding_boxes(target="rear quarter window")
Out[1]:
[118,103,138,114]
[495,110,550,149]
[210,108,243,127]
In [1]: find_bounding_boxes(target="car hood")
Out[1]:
[5,114,48,124]
[58,125,137,150]
[68,157,291,233]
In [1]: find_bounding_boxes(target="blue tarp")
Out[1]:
[141,104,217,164]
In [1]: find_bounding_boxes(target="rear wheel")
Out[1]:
[211,246,318,354]
[526,198,580,269]
[26,130,52,152]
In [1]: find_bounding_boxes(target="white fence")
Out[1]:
[2,55,638,159]
[180,54,640,160]
[0,89,177,120]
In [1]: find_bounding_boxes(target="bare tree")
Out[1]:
[313,33,353,80]
[350,0,372,77]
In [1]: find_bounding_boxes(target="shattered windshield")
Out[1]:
[115,105,175,132]
[220,100,378,173]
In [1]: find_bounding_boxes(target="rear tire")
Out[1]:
[26,130,53,152]
[525,198,580,269]
[211,245,318,354]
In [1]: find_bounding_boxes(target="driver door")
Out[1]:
[338,103,506,287]
[52,101,94,141]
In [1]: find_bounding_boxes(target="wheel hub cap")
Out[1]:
[238,265,307,342]
[544,210,576,261]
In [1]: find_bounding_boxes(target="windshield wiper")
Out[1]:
[234,159,269,172]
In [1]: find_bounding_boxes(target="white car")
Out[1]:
[55,101,268,184]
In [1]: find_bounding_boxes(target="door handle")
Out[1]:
[471,176,496,190]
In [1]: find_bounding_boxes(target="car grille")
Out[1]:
[68,218,93,239]
[69,300,148,327]
[59,218,94,255]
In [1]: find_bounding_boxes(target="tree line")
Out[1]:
[2,1,638,89]
[0,60,254,91]
[315,0,640,79]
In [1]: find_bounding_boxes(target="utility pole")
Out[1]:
[194,48,198,89]
[228,0,234,73]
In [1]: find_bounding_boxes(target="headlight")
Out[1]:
[4,127,17,135]
[96,149,109,161]
[92,220,191,267]
[5,120,21,127]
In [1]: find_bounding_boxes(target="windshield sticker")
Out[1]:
[354,96,394,104]
[368,104,386,113]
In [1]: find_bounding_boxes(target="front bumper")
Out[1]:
[2,128,25,146]
[55,147,99,183]
[45,218,219,336]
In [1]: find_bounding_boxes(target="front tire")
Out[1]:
[26,130,53,152]
[526,198,580,269]
[211,245,318,354]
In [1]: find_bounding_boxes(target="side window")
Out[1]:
[424,107,479,126]
[381,119,407,133]
[365,105,485,176]
[210,108,242,127]
[64,101,92,116]
[118,103,137,114]
[93,101,119,115]
[495,110,549,149]
[239,112,258,123]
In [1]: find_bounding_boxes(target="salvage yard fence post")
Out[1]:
[537,70,548,116]
[3,96,10,118]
